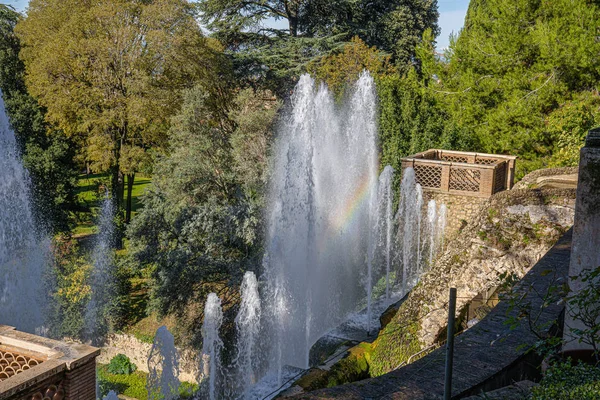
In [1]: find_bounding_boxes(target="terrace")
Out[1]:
[401,149,517,197]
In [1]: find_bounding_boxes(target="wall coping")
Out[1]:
[0,327,99,400]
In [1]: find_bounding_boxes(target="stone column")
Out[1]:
[563,127,600,352]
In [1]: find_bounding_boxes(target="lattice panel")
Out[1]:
[440,154,469,163]
[494,162,507,193]
[449,168,481,192]
[475,157,499,165]
[0,349,43,381]
[413,164,442,188]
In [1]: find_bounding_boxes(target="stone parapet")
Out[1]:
[564,127,600,351]
[0,327,99,400]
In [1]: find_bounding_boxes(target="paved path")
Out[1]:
[289,230,572,400]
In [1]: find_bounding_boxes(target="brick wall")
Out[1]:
[62,359,96,400]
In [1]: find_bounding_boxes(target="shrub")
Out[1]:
[531,360,600,400]
[107,354,137,375]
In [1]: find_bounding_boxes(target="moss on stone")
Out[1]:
[295,368,330,391]
[369,318,422,377]
[325,343,372,387]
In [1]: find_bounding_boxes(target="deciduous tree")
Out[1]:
[17,0,230,225]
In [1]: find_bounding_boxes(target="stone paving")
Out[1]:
[289,230,572,400]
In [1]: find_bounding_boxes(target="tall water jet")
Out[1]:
[415,184,424,274]
[0,90,49,333]
[232,271,262,398]
[103,391,119,400]
[396,168,420,295]
[84,194,115,342]
[201,293,224,400]
[263,72,379,370]
[427,200,437,266]
[147,326,180,400]
[378,166,395,300]
[438,203,447,251]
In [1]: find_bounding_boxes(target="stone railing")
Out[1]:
[0,326,99,400]
[401,149,517,198]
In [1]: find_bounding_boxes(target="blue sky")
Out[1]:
[3,0,469,50]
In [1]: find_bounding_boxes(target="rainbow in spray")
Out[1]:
[328,173,378,234]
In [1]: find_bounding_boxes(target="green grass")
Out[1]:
[74,173,152,237]
[97,364,197,400]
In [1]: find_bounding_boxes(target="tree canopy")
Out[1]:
[16,0,231,224]
[198,0,439,91]
[0,4,77,233]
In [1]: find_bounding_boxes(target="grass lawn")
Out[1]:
[74,173,152,237]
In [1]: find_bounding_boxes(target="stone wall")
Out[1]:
[289,231,573,399]
[98,334,199,384]
[423,191,487,239]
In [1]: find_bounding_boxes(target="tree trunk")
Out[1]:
[125,173,135,224]
[285,0,298,37]
[111,128,124,249]
[289,16,298,37]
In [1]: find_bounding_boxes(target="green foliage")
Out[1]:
[16,0,230,222]
[0,4,78,233]
[326,343,371,387]
[229,88,281,194]
[307,37,395,99]
[302,0,439,66]
[98,365,196,400]
[566,266,600,356]
[107,354,138,375]
[199,0,437,91]
[46,236,91,339]
[531,360,600,400]
[369,318,422,377]
[547,92,600,167]
[126,86,277,345]
[432,0,600,174]
[98,365,148,400]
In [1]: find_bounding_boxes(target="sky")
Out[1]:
[3,0,469,51]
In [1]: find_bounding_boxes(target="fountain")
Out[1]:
[262,72,379,372]
[131,74,450,399]
[200,293,224,400]
[231,271,262,398]
[0,89,49,334]
[147,326,181,400]
[84,195,116,343]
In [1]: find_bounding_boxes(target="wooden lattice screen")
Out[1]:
[401,150,516,198]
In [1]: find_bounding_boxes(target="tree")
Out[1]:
[127,86,279,344]
[434,0,600,174]
[198,0,438,91]
[307,36,395,99]
[16,0,230,226]
[0,4,78,233]
[301,0,439,65]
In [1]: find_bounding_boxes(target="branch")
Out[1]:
[517,70,556,104]
[240,1,287,18]
[429,75,493,95]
